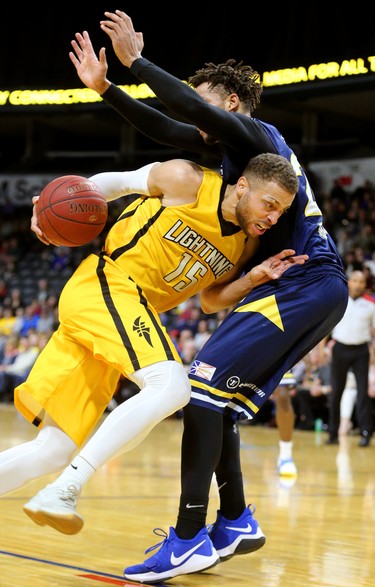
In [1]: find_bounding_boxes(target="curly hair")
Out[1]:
[245,153,298,195]
[188,59,263,114]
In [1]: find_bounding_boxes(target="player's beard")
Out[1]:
[236,194,254,237]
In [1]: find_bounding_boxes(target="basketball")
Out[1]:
[35,175,108,247]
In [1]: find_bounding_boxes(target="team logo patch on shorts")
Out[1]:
[190,360,216,380]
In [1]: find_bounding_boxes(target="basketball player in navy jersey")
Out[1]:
[64,13,349,582]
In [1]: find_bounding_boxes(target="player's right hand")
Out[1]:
[100,10,144,67]
[70,31,110,96]
[31,196,51,245]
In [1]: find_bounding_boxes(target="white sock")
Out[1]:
[50,455,96,489]
[279,440,293,461]
[49,361,190,492]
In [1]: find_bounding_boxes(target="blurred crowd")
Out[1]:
[1,175,375,430]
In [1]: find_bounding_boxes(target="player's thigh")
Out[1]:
[14,327,120,446]
[59,255,180,372]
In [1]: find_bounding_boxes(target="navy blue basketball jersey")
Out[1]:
[189,122,348,421]
[253,120,343,267]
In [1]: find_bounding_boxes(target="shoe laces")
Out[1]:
[145,528,169,555]
[248,503,256,516]
[57,484,80,506]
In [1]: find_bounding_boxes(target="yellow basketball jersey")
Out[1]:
[103,167,247,313]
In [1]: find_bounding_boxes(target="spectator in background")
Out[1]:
[292,344,332,431]
[339,352,375,435]
[272,371,298,477]
[175,306,202,336]
[194,319,212,351]
[330,178,348,211]
[351,223,375,255]
[0,307,16,356]
[49,246,72,272]
[6,288,24,313]
[17,303,40,337]
[326,270,375,447]
[176,329,195,356]
[12,307,26,337]
[0,332,41,402]
[342,249,364,275]
[0,334,19,368]
[180,339,198,373]
[0,307,16,338]
[338,370,357,436]
[35,302,56,334]
[35,278,53,305]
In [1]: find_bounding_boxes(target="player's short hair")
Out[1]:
[244,153,299,195]
[188,59,262,113]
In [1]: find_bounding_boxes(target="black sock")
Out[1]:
[175,494,209,539]
[215,415,246,519]
[217,472,246,519]
[175,404,223,539]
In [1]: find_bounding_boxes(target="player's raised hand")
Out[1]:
[248,249,309,287]
[100,10,144,68]
[69,31,110,95]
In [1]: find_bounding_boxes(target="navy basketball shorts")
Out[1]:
[189,264,348,421]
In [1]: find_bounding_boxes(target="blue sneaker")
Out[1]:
[124,526,220,583]
[209,504,266,560]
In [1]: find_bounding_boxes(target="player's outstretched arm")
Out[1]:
[100,10,271,154]
[70,29,205,153]
[89,160,203,205]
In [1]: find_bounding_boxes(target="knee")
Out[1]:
[130,360,191,411]
[176,366,191,407]
[160,362,191,410]
[36,426,77,473]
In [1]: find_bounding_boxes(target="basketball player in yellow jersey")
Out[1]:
[0,154,305,539]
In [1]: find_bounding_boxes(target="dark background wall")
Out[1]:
[2,5,375,88]
[2,5,375,175]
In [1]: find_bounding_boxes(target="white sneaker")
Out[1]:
[278,458,298,477]
[23,483,84,535]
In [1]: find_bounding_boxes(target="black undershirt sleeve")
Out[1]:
[103,58,275,177]
[130,58,274,155]
[102,83,212,155]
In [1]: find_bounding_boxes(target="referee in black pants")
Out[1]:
[326,270,375,447]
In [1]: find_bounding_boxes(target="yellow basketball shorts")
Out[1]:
[15,254,181,446]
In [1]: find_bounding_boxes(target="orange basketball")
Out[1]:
[35,175,108,247]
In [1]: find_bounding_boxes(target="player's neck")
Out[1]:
[221,186,238,225]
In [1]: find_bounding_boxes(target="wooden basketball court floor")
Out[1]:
[1,403,374,587]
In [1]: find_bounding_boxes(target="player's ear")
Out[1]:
[236,176,249,198]
[226,93,240,112]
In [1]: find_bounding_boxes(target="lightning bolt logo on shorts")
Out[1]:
[133,316,153,346]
